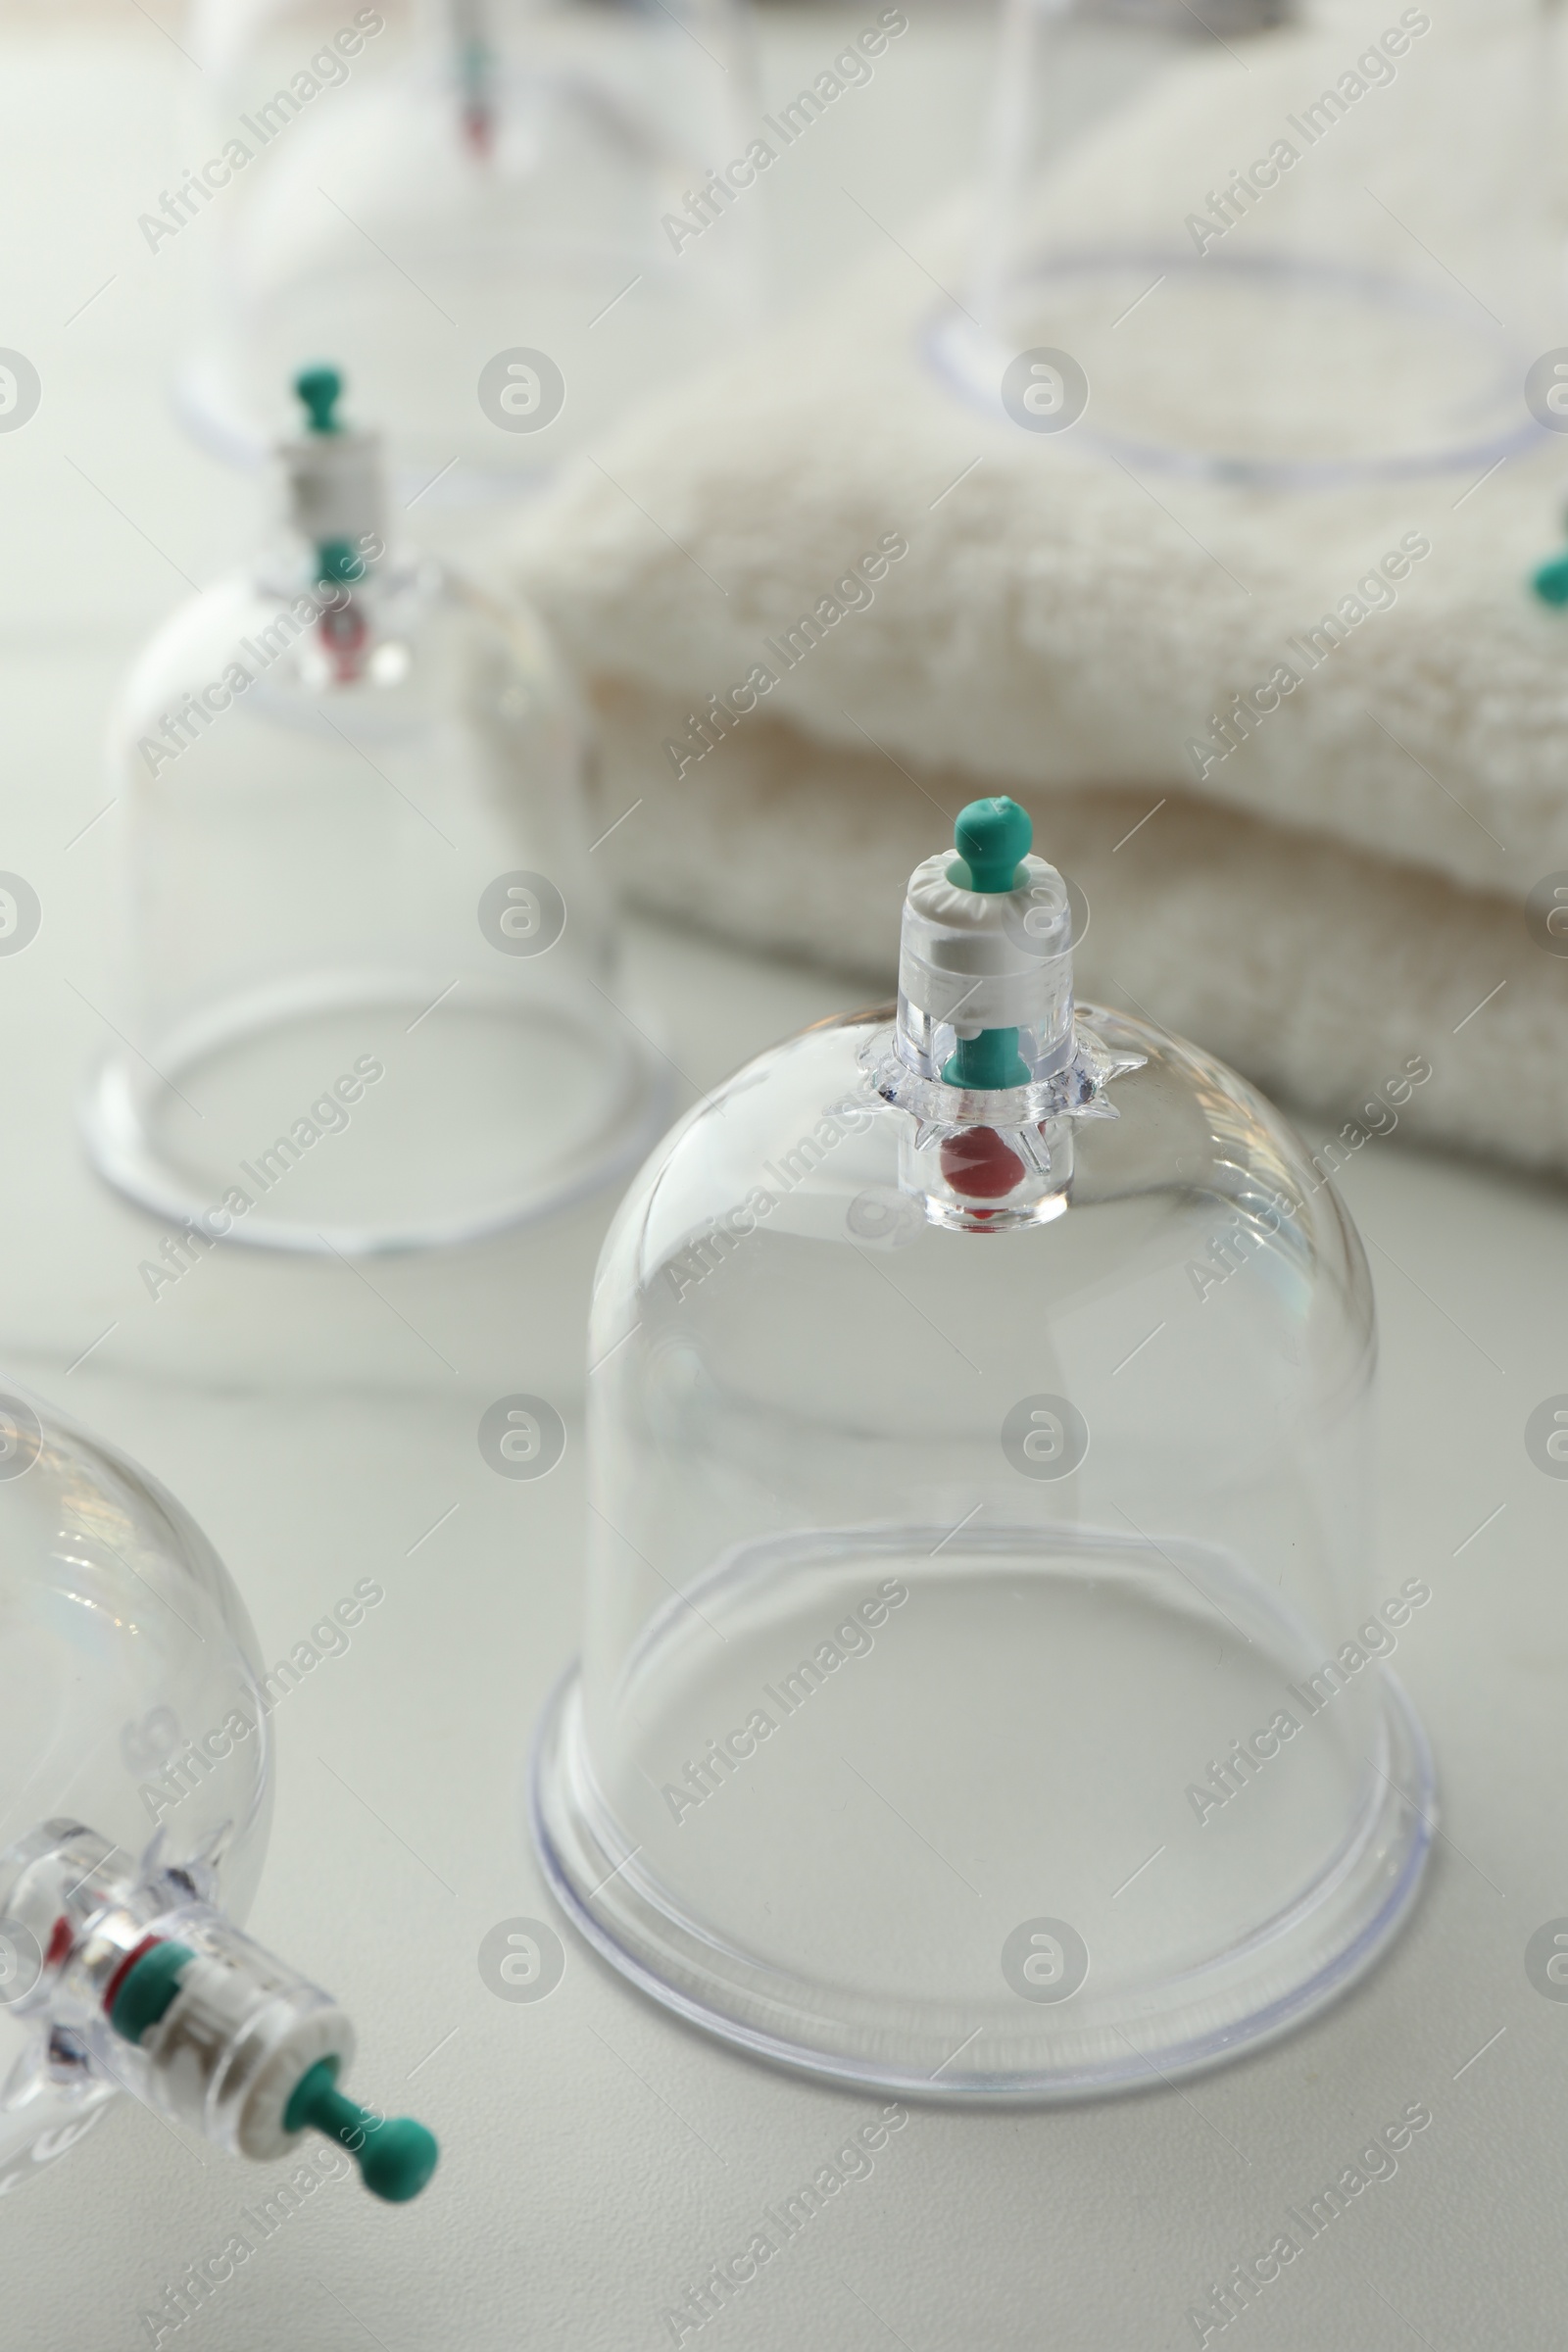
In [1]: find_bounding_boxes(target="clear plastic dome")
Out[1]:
[83,371,666,1254]
[533,798,1435,2098]
[0,1382,434,2200]
[178,0,757,492]
[930,0,1558,489]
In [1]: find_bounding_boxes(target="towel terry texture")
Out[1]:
[503,10,1568,1178]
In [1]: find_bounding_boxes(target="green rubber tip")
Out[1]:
[951,796,1032,894]
[294,365,344,435]
[110,1940,196,2045]
[358,2115,440,2203]
[1533,551,1568,606]
[284,2059,439,2203]
[316,537,364,584]
[943,1028,1032,1090]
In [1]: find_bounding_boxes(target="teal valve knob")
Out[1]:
[943,797,1036,1087]
[107,1938,196,2044]
[317,539,365,584]
[950,796,1032,894]
[945,1026,1031,1089]
[294,365,344,435]
[283,2058,439,2203]
[1533,550,1568,606]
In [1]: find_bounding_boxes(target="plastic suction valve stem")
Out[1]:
[284,365,385,588]
[896,797,1073,1091]
[1,1823,437,2203]
[877,796,1140,1220]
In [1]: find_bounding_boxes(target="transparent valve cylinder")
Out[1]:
[532,798,1434,2098]
[82,375,667,1255]
[929,0,1566,489]
[178,0,759,493]
[0,1383,434,2199]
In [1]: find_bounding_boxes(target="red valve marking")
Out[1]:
[940,1127,1025,1201]
[318,600,368,685]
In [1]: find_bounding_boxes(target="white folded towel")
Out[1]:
[504,8,1568,1177]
